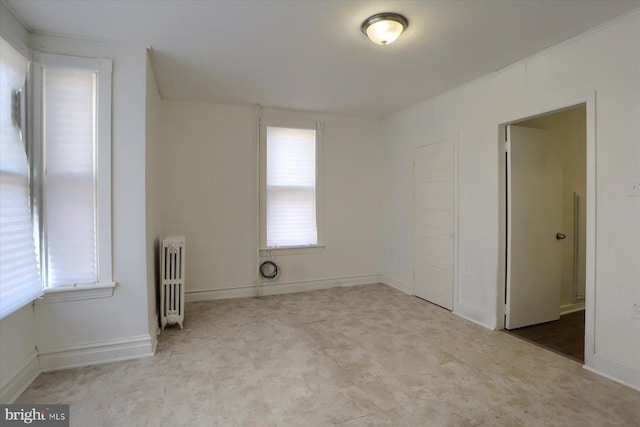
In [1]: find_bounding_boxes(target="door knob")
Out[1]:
[556,233,566,240]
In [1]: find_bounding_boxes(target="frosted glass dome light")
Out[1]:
[361,13,409,46]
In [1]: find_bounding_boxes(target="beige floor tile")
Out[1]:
[70,408,105,427]
[160,394,219,427]
[103,399,163,427]
[13,283,640,427]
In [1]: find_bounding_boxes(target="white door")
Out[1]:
[506,125,563,329]
[414,140,455,310]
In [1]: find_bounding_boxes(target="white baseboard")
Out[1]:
[0,350,40,403]
[453,302,496,330]
[380,277,497,330]
[381,275,412,295]
[150,319,159,353]
[560,301,585,315]
[38,335,155,372]
[585,354,640,392]
[186,274,383,302]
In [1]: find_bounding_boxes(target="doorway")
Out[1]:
[503,105,587,362]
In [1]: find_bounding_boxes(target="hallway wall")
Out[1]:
[517,106,587,311]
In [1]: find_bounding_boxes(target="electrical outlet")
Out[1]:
[632,303,640,320]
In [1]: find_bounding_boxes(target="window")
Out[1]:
[0,37,41,318]
[0,43,113,318]
[259,119,324,250]
[32,53,113,295]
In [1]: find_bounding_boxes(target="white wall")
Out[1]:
[382,11,640,389]
[0,305,38,403]
[518,106,587,310]
[28,34,154,370]
[159,103,384,300]
[145,52,162,345]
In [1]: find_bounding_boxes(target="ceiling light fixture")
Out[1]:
[361,12,409,46]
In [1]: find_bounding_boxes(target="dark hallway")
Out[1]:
[507,310,585,363]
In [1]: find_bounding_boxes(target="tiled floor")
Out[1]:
[16,284,640,426]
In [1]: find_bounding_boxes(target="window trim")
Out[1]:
[30,52,114,300]
[0,35,42,319]
[40,282,115,303]
[258,118,324,252]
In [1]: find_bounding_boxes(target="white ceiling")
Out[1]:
[5,0,640,117]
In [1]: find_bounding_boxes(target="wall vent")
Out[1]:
[160,236,186,330]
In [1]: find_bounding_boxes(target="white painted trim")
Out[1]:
[39,282,116,303]
[31,53,114,289]
[0,350,40,403]
[584,355,640,392]
[497,93,596,332]
[150,319,159,354]
[258,245,325,256]
[186,274,382,302]
[258,118,325,250]
[453,135,460,312]
[187,286,257,301]
[453,302,495,330]
[381,275,412,295]
[95,57,113,287]
[38,335,154,372]
[253,105,261,290]
[560,301,585,315]
[258,117,318,130]
[497,125,507,330]
[494,93,627,386]
[583,92,597,370]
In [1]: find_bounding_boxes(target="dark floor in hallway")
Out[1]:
[507,310,585,363]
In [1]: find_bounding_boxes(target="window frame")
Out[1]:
[258,118,324,254]
[30,52,114,301]
[0,35,42,319]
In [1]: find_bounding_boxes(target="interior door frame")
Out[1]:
[412,137,459,310]
[497,92,596,368]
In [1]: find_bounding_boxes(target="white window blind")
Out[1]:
[42,66,97,287]
[266,126,317,247]
[0,37,42,318]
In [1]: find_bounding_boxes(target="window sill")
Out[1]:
[40,282,116,303]
[259,245,325,256]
